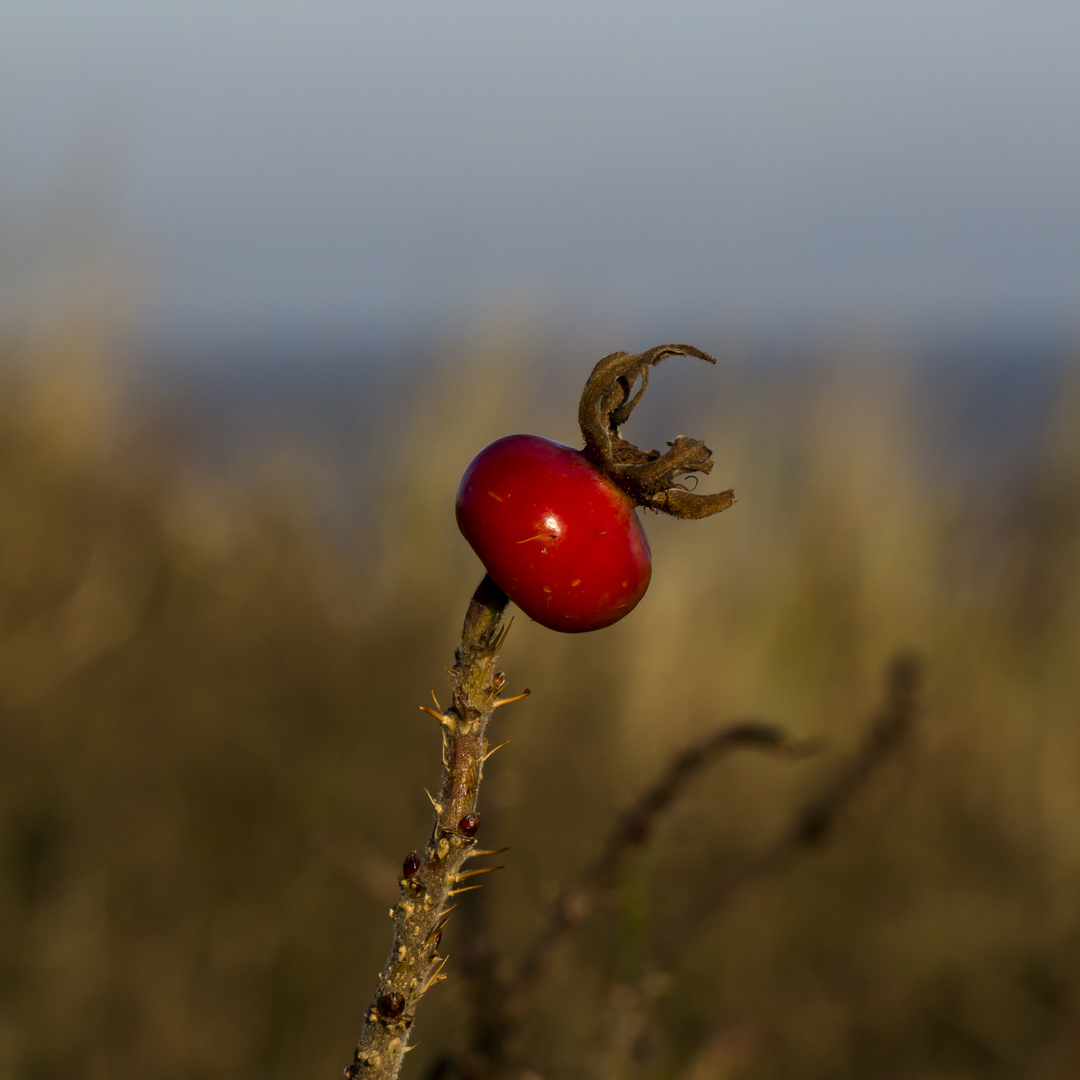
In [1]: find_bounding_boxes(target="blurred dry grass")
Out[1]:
[2,311,1080,1080]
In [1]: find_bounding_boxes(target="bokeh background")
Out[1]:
[2,4,1080,1078]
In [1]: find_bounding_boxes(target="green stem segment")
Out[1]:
[346,576,511,1080]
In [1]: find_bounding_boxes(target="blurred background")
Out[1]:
[2,3,1080,1078]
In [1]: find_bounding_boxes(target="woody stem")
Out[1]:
[345,575,510,1080]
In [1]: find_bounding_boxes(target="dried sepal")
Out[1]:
[577,343,735,519]
[648,484,737,520]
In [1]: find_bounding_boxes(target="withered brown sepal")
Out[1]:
[577,343,736,519]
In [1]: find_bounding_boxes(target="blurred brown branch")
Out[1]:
[437,653,921,1080]
[652,651,922,966]
[508,720,814,1021]
[602,655,923,1080]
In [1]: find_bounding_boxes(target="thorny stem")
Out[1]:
[346,575,519,1080]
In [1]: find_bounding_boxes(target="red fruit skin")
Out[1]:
[455,434,652,633]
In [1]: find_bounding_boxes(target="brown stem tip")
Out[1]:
[578,343,736,519]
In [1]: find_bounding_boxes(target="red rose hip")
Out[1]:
[455,434,652,633]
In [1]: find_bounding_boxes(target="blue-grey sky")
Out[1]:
[2,1,1079,342]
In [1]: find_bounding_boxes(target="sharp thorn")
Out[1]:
[492,690,530,710]
[425,905,458,943]
[482,739,510,762]
[464,846,510,859]
[419,706,445,722]
[483,618,513,658]
[455,865,504,882]
[424,789,443,813]
[421,955,450,994]
[448,883,485,897]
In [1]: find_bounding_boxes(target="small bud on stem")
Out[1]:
[347,575,513,1079]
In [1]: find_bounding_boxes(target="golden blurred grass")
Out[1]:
[1,314,1079,1080]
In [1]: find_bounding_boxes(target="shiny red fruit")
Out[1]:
[455,434,652,633]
